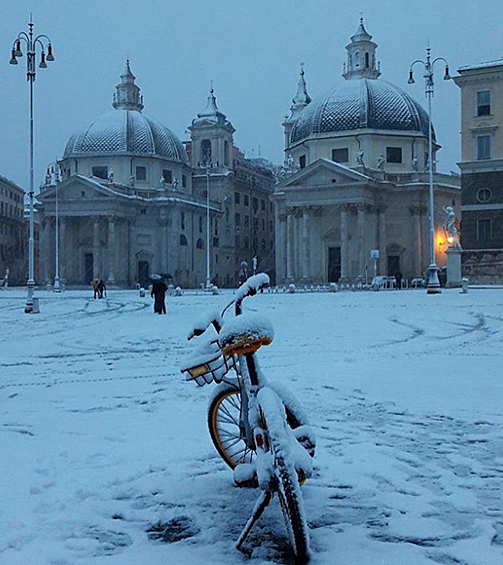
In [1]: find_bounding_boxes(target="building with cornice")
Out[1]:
[454,59,503,283]
[37,62,275,288]
[274,21,461,284]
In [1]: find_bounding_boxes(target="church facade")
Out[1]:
[274,21,461,284]
[37,63,275,288]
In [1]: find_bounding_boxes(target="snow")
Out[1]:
[1,288,503,564]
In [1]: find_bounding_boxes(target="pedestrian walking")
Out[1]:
[98,280,107,299]
[151,275,167,314]
[92,280,99,299]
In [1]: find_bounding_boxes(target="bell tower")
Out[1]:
[343,18,381,80]
[283,64,311,152]
[189,88,235,170]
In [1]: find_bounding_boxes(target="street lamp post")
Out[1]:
[10,15,55,312]
[408,48,450,294]
[49,162,62,292]
[205,160,212,289]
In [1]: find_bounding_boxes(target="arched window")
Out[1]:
[365,52,370,68]
[196,238,204,249]
[201,139,212,164]
[355,51,359,67]
[180,234,188,246]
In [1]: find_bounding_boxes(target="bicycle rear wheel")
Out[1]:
[208,383,255,469]
[258,388,310,564]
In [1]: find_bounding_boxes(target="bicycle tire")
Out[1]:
[208,382,314,469]
[208,383,255,469]
[258,388,310,564]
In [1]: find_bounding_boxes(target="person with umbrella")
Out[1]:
[150,274,167,314]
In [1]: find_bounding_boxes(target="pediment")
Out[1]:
[38,175,115,201]
[278,158,370,188]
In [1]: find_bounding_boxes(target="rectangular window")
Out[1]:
[477,90,491,116]
[261,199,265,211]
[92,166,108,179]
[253,217,259,229]
[199,216,203,233]
[244,194,249,207]
[234,192,240,204]
[386,147,402,163]
[213,237,219,247]
[162,169,173,183]
[252,197,258,212]
[181,211,185,229]
[477,219,492,240]
[244,215,250,227]
[135,166,146,181]
[332,148,349,163]
[235,212,241,226]
[235,235,240,248]
[477,135,491,160]
[299,155,306,169]
[140,208,147,215]
[182,174,187,188]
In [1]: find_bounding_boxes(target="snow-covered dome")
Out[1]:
[63,109,189,164]
[290,78,431,144]
[63,61,189,165]
[288,20,433,146]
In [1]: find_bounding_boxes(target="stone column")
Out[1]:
[107,217,116,284]
[301,207,311,281]
[378,206,387,275]
[340,204,349,283]
[159,210,168,275]
[294,208,303,280]
[40,218,50,284]
[409,205,422,278]
[60,217,66,283]
[276,213,287,283]
[93,217,100,280]
[357,203,365,278]
[286,209,295,281]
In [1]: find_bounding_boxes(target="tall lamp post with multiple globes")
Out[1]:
[407,47,451,294]
[9,16,55,312]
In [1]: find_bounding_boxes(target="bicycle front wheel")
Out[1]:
[258,388,310,564]
[208,383,255,469]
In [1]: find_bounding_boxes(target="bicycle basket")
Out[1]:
[220,313,274,356]
[180,341,236,387]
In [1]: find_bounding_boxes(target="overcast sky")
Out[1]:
[1,0,502,191]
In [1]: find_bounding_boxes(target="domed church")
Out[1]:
[274,20,461,284]
[37,62,276,287]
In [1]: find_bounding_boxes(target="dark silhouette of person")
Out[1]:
[98,280,107,299]
[92,280,99,299]
[395,272,403,290]
[151,278,168,314]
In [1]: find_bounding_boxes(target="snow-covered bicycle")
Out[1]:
[181,273,316,563]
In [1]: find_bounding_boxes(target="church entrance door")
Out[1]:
[84,253,93,285]
[387,255,401,276]
[138,260,150,288]
[328,247,341,282]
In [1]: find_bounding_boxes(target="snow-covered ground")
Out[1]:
[1,287,502,565]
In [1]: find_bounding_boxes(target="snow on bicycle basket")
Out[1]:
[180,339,236,387]
[220,313,274,356]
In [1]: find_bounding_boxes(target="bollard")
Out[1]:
[32,297,40,313]
[288,283,296,294]
[329,282,337,293]
[461,277,469,294]
[212,285,219,295]
[139,287,146,297]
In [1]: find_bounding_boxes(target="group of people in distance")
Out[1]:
[92,279,107,299]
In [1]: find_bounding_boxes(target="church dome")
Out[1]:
[290,78,432,144]
[63,61,189,165]
[63,109,189,164]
